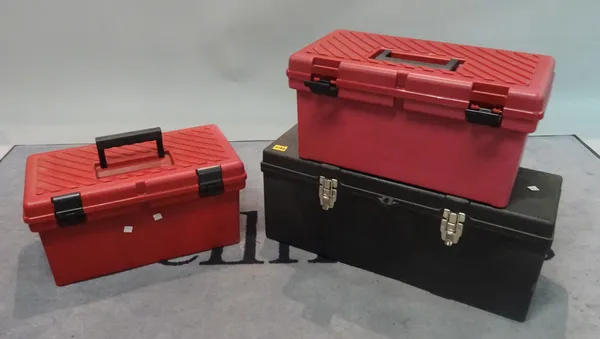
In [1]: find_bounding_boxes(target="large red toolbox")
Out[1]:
[22,125,246,286]
[286,29,555,207]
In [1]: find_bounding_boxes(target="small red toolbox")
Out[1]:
[286,29,555,207]
[22,125,246,286]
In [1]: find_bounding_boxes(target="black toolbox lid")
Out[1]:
[262,125,562,242]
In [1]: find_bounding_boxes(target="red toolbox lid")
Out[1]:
[286,30,555,132]
[23,125,246,232]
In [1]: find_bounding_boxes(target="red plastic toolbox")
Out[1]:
[286,29,555,207]
[22,125,246,286]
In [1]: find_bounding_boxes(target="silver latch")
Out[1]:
[318,176,338,210]
[440,208,465,246]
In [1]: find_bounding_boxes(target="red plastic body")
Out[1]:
[287,30,555,207]
[22,125,246,286]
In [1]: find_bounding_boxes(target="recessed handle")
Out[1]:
[374,50,462,71]
[95,127,165,168]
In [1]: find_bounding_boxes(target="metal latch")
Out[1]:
[318,176,338,210]
[440,208,465,246]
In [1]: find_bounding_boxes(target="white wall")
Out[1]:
[1,0,598,144]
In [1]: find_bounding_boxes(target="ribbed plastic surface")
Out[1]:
[22,124,245,286]
[287,30,556,207]
[300,30,541,86]
[24,124,247,228]
[32,125,231,196]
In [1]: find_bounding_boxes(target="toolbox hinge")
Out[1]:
[318,176,338,210]
[196,166,224,197]
[304,77,338,97]
[52,192,86,227]
[440,208,465,246]
[465,102,503,127]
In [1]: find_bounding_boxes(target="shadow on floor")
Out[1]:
[11,240,228,319]
[282,263,568,339]
[12,211,263,319]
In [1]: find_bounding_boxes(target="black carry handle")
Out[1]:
[374,49,462,71]
[95,127,165,168]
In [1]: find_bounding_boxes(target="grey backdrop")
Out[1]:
[0,0,599,144]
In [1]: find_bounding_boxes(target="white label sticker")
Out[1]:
[153,213,163,221]
[123,226,133,233]
[527,186,540,192]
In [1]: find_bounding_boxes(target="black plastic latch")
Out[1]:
[304,77,338,97]
[465,103,503,127]
[51,192,86,227]
[196,166,224,197]
[444,194,470,208]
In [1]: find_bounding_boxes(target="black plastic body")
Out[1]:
[51,192,86,227]
[374,49,461,71]
[196,166,224,197]
[95,127,165,168]
[261,125,562,322]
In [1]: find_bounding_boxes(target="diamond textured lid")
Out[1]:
[286,29,555,126]
[23,124,246,226]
